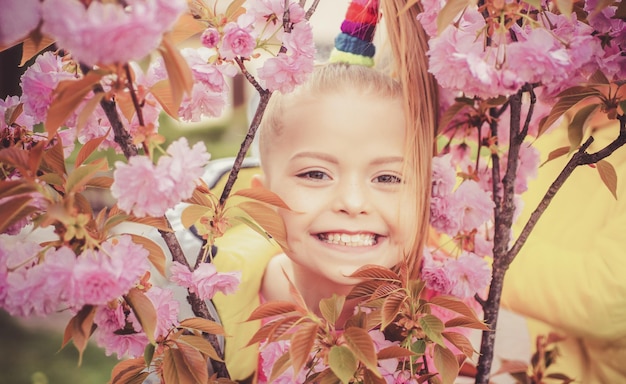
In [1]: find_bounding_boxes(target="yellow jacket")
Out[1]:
[501,121,626,383]
[212,224,280,383]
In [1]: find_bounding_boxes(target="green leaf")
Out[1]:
[568,104,598,152]
[437,0,470,35]
[619,99,626,115]
[419,314,445,346]
[555,0,574,16]
[319,294,345,326]
[520,0,541,9]
[125,288,158,345]
[328,345,358,384]
[596,160,618,199]
[144,343,155,366]
[433,344,460,384]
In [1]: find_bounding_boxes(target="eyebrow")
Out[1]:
[290,152,404,166]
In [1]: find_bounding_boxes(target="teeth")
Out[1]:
[318,233,377,246]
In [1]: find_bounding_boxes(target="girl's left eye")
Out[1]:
[374,174,402,184]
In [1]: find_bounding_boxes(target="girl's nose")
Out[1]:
[334,179,370,216]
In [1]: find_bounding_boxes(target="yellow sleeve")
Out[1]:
[502,124,626,342]
[212,224,281,381]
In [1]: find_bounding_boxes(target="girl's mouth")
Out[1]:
[316,232,378,247]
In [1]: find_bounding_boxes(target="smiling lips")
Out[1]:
[316,232,378,246]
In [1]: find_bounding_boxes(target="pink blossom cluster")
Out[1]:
[198,0,315,93]
[422,249,491,300]
[41,0,187,66]
[0,0,42,46]
[0,235,149,318]
[427,5,611,99]
[169,261,241,301]
[93,285,180,359]
[111,137,210,217]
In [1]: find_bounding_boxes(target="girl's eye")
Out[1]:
[374,174,402,184]
[297,170,330,180]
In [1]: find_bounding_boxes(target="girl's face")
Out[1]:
[259,90,416,290]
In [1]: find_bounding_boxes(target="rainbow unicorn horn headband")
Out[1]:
[329,0,380,68]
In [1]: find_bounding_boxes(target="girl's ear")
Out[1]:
[251,174,266,188]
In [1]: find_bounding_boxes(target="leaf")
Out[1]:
[445,316,490,330]
[555,0,573,16]
[144,343,155,366]
[538,87,602,136]
[170,12,207,45]
[41,137,67,176]
[289,322,319,375]
[381,290,407,330]
[540,146,570,167]
[620,100,626,115]
[442,331,475,358]
[225,0,247,20]
[124,214,173,232]
[19,34,55,67]
[86,176,114,188]
[568,104,598,152]
[437,0,471,35]
[438,100,470,133]
[433,344,459,384]
[319,294,345,326]
[65,157,108,194]
[109,357,148,384]
[150,79,179,118]
[420,314,445,346]
[173,340,209,384]
[377,345,417,360]
[520,0,541,9]
[328,345,358,384]
[179,318,225,335]
[0,179,38,200]
[0,195,36,234]
[129,234,167,277]
[162,348,197,384]
[180,204,212,229]
[125,288,157,344]
[61,305,96,366]
[178,334,223,362]
[233,187,291,209]
[75,130,109,167]
[158,35,193,117]
[0,147,30,175]
[247,315,301,346]
[493,358,529,375]
[76,93,105,134]
[246,301,300,321]
[347,280,385,300]
[237,201,289,251]
[429,296,480,320]
[596,160,618,199]
[343,327,380,376]
[231,215,274,242]
[185,186,214,207]
[268,352,292,382]
[588,69,610,85]
[27,140,46,175]
[46,72,104,138]
[348,264,401,282]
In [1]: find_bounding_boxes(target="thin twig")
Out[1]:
[305,0,321,21]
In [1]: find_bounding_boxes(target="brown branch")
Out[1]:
[305,0,321,21]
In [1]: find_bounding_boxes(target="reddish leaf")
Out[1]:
[445,316,490,330]
[41,137,67,176]
[158,35,193,116]
[86,176,114,189]
[233,187,291,209]
[0,196,36,234]
[61,305,96,366]
[442,331,476,358]
[185,187,214,207]
[348,264,401,282]
[75,131,109,167]
[538,86,602,136]
[289,322,319,375]
[181,204,212,229]
[347,280,385,300]
[173,340,209,384]
[493,358,528,376]
[588,69,610,85]
[438,100,471,133]
[170,13,207,45]
[109,357,147,384]
[429,295,480,320]
[371,283,403,301]
[377,345,417,360]
[540,146,570,167]
[162,348,197,384]
[76,93,105,135]
[125,288,157,344]
[246,315,301,346]
[0,179,38,200]
[237,201,289,252]
[124,214,173,232]
[433,344,459,384]
[343,327,380,375]
[17,33,55,66]
[381,291,407,330]
[129,234,167,277]
[27,141,46,176]
[597,160,618,199]
[568,104,598,152]
[65,157,108,194]
[74,192,93,216]
[268,352,292,382]
[46,72,104,138]
[178,334,223,362]
[0,147,30,175]
[179,318,225,335]
[246,301,300,321]
[437,0,471,35]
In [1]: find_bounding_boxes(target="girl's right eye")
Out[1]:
[296,170,329,180]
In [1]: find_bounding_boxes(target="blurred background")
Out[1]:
[0,1,351,383]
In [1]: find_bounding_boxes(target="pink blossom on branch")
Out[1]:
[446,252,492,299]
[170,261,241,301]
[41,0,187,66]
[258,53,315,93]
[0,0,41,46]
[220,22,257,60]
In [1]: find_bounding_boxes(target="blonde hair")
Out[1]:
[381,0,439,278]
